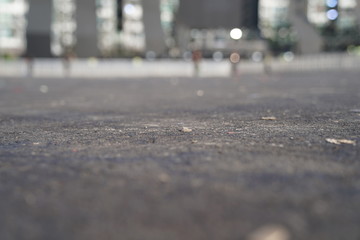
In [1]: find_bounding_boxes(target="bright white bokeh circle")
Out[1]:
[230,28,243,40]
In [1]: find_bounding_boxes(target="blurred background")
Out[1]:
[1,0,360,77]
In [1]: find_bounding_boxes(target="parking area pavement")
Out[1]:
[0,71,360,240]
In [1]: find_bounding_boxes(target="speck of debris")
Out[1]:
[349,109,360,113]
[325,138,356,146]
[270,143,284,148]
[180,127,193,133]
[261,116,277,121]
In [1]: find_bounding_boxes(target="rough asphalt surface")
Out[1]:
[0,71,360,240]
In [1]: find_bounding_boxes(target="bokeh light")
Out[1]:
[326,0,338,8]
[326,9,339,20]
[229,52,240,63]
[230,28,243,40]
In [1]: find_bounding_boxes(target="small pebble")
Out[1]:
[24,193,36,206]
[158,173,171,183]
[40,85,49,93]
[196,90,204,97]
[180,127,193,133]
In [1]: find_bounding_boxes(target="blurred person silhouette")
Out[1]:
[26,57,34,77]
[229,51,240,77]
[62,52,75,77]
[263,52,273,75]
[192,49,202,77]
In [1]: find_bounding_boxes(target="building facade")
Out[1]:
[2,0,360,57]
[10,0,118,58]
[175,0,265,58]
[26,0,52,57]
[0,0,28,56]
[118,0,178,57]
[51,0,76,56]
[306,0,360,50]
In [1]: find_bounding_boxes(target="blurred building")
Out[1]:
[26,0,52,57]
[160,0,179,50]
[119,0,145,53]
[306,0,360,50]
[96,0,118,56]
[259,0,360,54]
[119,0,178,57]
[337,0,358,29]
[142,0,166,56]
[2,0,360,58]
[175,0,265,58]
[60,0,118,57]
[74,0,98,57]
[0,0,28,56]
[52,0,76,56]
[26,0,118,58]
[307,0,358,29]
[259,0,290,38]
[177,0,258,29]
[3,0,174,58]
[288,0,323,54]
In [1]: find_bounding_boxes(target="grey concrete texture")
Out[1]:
[0,71,360,240]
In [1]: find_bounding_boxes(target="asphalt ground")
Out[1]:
[0,71,360,240]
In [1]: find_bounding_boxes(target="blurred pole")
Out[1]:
[142,0,167,56]
[229,52,240,78]
[75,0,99,58]
[192,49,202,77]
[25,0,52,58]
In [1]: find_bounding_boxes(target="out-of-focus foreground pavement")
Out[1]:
[0,71,360,240]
